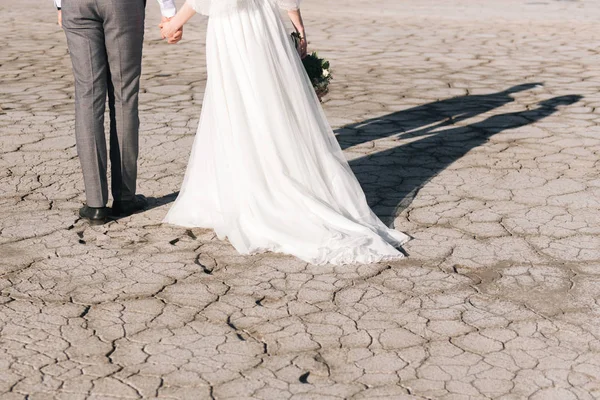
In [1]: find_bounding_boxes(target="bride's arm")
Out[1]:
[160,2,197,40]
[288,9,307,58]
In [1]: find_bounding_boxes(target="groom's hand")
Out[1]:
[57,10,62,28]
[160,16,183,44]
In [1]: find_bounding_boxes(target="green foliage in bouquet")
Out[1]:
[291,32,332,101]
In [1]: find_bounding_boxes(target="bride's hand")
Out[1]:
[159,18,183,44]
[287,9,307,57]
[297,33,308,58]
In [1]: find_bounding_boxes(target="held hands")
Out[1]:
[159,17,183,44]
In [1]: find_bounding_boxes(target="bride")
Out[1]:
[159,0,410,265]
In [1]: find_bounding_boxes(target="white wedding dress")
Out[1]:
[163,0,410,265]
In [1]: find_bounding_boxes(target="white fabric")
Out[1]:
[276,0,300,10]
[186,0,300,16]
[157,0,177,17]
[185,0,212,16]
[53,0,177,17]
[163,0,410,265]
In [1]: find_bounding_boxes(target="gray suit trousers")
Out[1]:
[62,0,145,207]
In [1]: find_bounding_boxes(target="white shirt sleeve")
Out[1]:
[54,0,61,8]
[156,0,177,17]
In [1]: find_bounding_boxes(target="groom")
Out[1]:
[55,0,183,224]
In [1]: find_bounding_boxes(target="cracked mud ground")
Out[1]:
[2,0,600,398]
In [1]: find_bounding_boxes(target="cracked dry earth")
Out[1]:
[2,0,600,399]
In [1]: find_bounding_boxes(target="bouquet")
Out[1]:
[291,32,332,101]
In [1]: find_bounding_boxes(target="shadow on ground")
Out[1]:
[339,85,581,226]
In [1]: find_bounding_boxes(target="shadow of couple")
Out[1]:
[147,83,581,226]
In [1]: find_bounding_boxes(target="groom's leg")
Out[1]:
[62,0,110,208]
[101,0,146,202]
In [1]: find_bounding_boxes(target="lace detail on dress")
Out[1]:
[276,0,301,11]
[186,0,210,15]
[186,0,301,16]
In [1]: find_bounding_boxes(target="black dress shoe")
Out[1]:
[111,194,148,217]
[79,205,109,225]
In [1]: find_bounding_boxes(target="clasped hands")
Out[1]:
[56,13,183,45]
[160,17,183,44]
